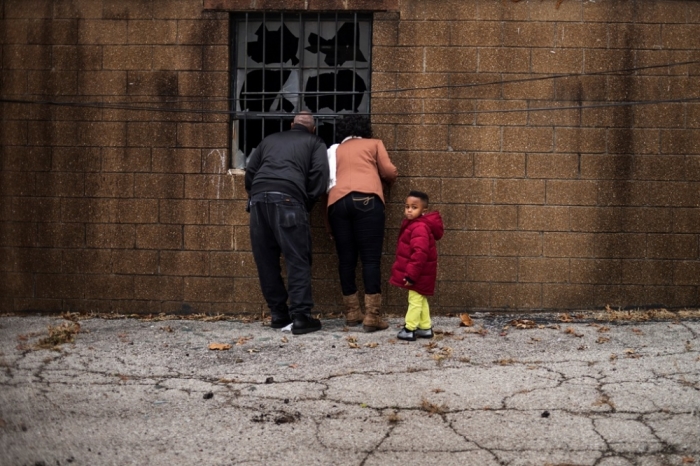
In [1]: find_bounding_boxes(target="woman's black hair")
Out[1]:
[335,114,373,140]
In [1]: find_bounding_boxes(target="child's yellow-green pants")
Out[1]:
[405,290,432,331]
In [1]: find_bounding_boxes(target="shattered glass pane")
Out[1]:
[304,21,370,68]
[236,69,300,113]
[247,22,300,65]
[303,69,368,114]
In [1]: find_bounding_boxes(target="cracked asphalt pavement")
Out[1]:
[1,313,699,466]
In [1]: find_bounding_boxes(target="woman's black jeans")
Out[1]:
[328,192,386,296]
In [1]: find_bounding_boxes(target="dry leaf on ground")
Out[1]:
[209,342,232,351]
[459,313,473,327]
[235,336,252,346]
[564,327,583,337]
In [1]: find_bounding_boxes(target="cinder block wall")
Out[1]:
[1,0,699,316]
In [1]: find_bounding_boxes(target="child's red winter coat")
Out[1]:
[389,211,444,296]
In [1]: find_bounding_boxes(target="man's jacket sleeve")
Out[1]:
[244,143,263,194]
[306,140,329,210]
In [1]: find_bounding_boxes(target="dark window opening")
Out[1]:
[230,12,372,168]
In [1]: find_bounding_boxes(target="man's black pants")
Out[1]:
[249,192,313,321]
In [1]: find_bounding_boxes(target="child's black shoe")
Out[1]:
[397,327,416,341]
[414,327,433,339]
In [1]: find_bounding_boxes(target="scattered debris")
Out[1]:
[497,358,517,366]
[251,411,300,424]
[564,327,583,338]
[599,305,679,322]
[464,326,488,337]
[541,411,550,418]
[265,377,274,384]
[423,341,438,351]
[510,319,538,329]
[203,392,213,400]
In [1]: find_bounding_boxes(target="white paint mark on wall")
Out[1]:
[206,149,228,199]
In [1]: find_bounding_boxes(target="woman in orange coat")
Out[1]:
[327,114,398,332]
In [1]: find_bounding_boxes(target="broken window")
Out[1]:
[231,13,372,168]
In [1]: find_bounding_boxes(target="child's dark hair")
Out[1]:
[408,190,429,206]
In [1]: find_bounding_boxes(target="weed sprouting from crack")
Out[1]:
[420,398,448,416]
[592,394,616,410]
[386,410,401,424]
[33,322,81,350]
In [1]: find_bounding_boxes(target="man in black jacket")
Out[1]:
[245,112,329,334]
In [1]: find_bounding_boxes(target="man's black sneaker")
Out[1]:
[270,316,292,329]
[397,327,416,341]
[291,314,322,335]
[414,328,434,339]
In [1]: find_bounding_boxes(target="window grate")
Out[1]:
[230,12,372,168]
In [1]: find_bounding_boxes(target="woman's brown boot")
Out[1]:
[362,293,389,332]
[342,292,364,326]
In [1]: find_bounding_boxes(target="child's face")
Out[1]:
[404,196,427,220]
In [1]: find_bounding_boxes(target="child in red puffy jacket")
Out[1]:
[389,191,444,341]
